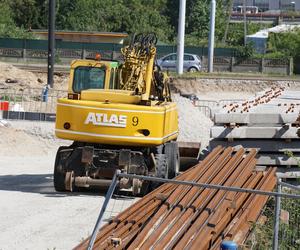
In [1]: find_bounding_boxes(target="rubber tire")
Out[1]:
[149,153,168,191]
[155,154,168,178]
[53,146,69,192]
[188,67,198,73]
[164,142,180,179]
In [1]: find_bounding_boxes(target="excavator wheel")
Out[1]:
[53,146,70,192]
[155,154,168,179]
[164,141,180,179]
[149,153,168,191]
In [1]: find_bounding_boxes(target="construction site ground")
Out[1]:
[1,62,300,249]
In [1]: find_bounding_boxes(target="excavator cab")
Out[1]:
[54,34,183,195]
[68,59,119,93]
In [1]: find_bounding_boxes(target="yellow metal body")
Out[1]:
[55,45,178,147]
[55,98,178,146]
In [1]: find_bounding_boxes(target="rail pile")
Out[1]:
[210,87,300,169]
[75,146,276,250]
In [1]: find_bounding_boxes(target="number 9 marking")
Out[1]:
[132,116,139,126]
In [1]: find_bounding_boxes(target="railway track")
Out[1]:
[75,146,276,250]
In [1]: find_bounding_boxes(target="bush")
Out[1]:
[236,42,255,59]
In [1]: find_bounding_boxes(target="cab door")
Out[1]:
[183,54,195,71]
[161,54,176,71]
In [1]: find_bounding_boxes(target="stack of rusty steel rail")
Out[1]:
[75,146,276,250]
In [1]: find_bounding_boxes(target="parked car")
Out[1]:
[156,53,202,72]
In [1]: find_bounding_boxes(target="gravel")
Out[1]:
[173,94,213,148]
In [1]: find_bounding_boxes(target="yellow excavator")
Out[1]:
[54,34,187,195]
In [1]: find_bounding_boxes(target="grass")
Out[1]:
[246,187,300,249]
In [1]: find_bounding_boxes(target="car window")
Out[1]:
[164,54,176,61]
[184,55,194,61]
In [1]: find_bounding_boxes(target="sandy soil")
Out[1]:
[172,78,300,97]
[0,62,68,91]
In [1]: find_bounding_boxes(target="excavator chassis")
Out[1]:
[53,141,186,195]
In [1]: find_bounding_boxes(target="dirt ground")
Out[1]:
[0,62,68,91]
[0,121,136,250]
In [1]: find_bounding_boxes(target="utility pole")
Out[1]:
[208,0,216,73]
[47,0,56,88]
[177,0,186,75]
[243,0,247,46]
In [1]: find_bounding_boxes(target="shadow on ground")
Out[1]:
[0,174,138,200]
[0,173,106,197]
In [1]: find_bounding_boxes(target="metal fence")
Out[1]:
[245,179,300,250]
[0,38,292,74]
[278,181,300,249]
[0,37,238,59]
[0,88,247,122]
[0,87,66,121]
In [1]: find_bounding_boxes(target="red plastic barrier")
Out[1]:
[0,101,9,111]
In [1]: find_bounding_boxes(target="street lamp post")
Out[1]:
[47,0,55,89]
[208,0,216,73]
[177,0,186,75]
[243,0,247,46]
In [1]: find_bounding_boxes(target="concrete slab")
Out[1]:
[209,139,300,152]
[276,168,300,178]
[211,126,300,139]
[213,90,300,124]
[257,153,300,166]
[214,113,298,125]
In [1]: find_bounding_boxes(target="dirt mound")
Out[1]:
[0,62,44,90]
[0,121,63,157]
[173,94,213,146]
[172,78,300,96]
[34,72,69,91]
[0,62,68,91]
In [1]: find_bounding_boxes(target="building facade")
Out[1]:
[233,0,300,11]
[32,30,128,44]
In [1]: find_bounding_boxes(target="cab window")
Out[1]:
[73,66,106,93]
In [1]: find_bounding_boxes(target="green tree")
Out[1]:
[225,23,263,46]
[167,0,227,45]
[268,29,300,73]
[0,0,33,38]
[61,0,172,42]
[10,0,39,29]
[268,29,300,57]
